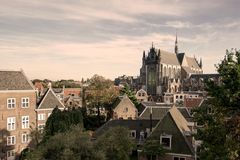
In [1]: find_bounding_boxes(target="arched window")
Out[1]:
[164,67,166,77]
[173,68,176,78]
[169,67,171,78]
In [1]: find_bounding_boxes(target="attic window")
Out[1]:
[160,134,172,149]
[124,107,128,112]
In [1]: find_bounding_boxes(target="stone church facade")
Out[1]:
[139,36,203,97]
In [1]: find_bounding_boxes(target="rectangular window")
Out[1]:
[7,150,15,158]
[160,135,172,149]
[7,98,16,109]
[22,134,29,143]
[207,106,214,114]
[7,117,16,131]
[130,130,136,138]
[38,113,45,120]
[22,116,29,129]
[7,136,16,146]
[173,157,186,160]
[21,97,29,108]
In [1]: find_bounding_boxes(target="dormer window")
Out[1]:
[160,134,172,149]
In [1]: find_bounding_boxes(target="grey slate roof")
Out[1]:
[94,119,159,139]
[148,107,194,156]
[139,102,193,122]
[139,107,193,122]
[37,88,65,109]
[0,70,34,90]
[160,50,180,66]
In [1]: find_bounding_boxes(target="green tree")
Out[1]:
[95,127,135,160]
[44,107,83,140]
[142,140,165,160]
[25,126,105,160]
[120,84,139,107]
[86,74,119,126]
[194,49,240,159]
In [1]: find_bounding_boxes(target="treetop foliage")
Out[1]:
[194,49,240,159]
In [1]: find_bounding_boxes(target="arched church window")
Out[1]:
[173,68,176,77]
[169,67,171,78]
[164,67,166,77]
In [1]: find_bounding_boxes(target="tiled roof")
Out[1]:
[182,66,194,74]
[94,119,159,139]
[139,102,193,122]
[37,88,65,109]
[148,106,194,156]
[160,50,180,66]
[0,70,34,90]
[186,56,201,69]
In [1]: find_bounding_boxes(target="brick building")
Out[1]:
[0,70,37,160]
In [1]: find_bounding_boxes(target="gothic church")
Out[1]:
[139,35,203,96]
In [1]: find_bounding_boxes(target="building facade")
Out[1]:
[0,70,37,160]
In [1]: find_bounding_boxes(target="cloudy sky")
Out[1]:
[0,0,239,80]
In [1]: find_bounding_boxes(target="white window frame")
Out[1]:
[130,130,136,138]
[160,134,172,149]
[21,97,29,108]
[7,149,15,158]
[7,136,16,146]
[22,133,30,143]
[22,116,29,129]
[7,98,16,109]
[7,117,16,131]
[173,157,186,160]
[38,113,45,120]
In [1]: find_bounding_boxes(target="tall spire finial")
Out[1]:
[152,42,154,48]
[200,58,202,68]
[175,29,178,54]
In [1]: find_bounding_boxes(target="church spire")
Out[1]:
[175,30,178,54]
[199,58,202,68]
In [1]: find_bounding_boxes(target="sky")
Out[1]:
[0,0,239,80]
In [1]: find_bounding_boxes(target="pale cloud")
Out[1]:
[0,0,239,80]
